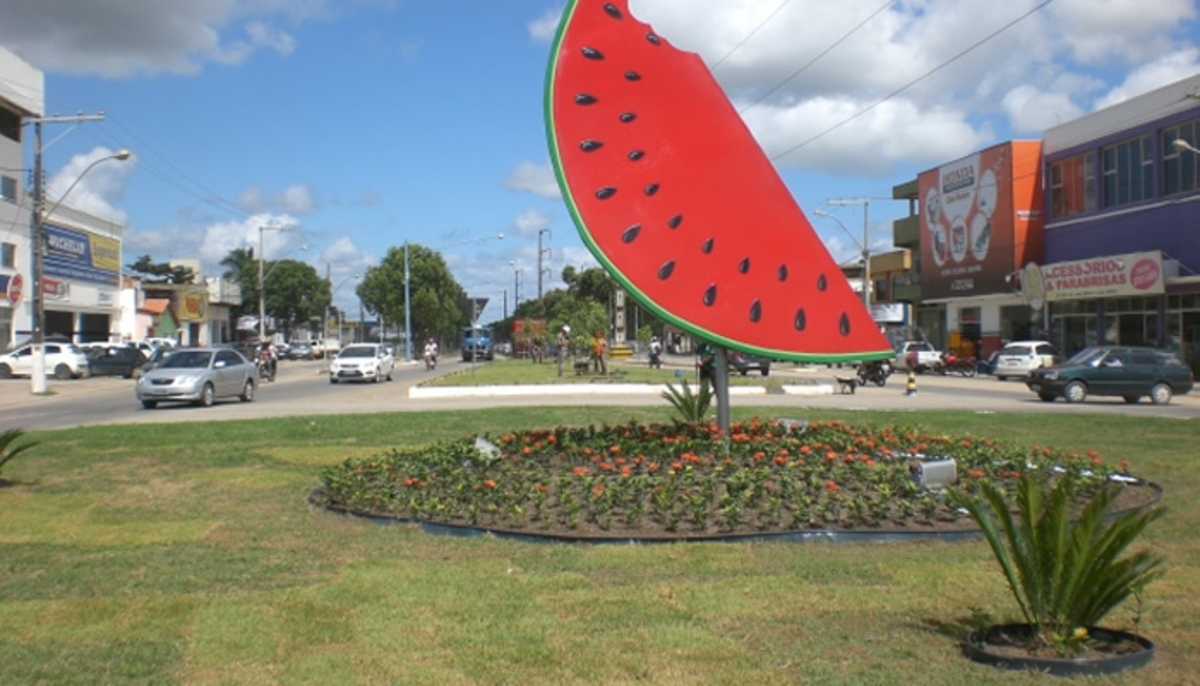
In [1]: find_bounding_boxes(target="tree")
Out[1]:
[126,255,196,284]
[263,260,326,338]
[219,247,258,317]
[357,244,469,350]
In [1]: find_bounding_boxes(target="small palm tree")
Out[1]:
[661,379,712,423]
[0,428,39,479]
[956,471,1165,655]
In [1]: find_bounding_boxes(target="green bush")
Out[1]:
[956,470,1165,655]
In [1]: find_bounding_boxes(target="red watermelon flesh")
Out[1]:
[545,0,892,362]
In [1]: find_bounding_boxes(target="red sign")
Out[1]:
[5,273,20,305]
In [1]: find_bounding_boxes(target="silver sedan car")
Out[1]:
[135,348,257,409]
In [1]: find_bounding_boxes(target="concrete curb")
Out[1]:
[409,383,836,399]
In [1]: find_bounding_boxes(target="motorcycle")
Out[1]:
[424,351,438,370]
[648,345,663,369]
[257,355,276,382]
[938,350,977,377]
[856,359,894,387]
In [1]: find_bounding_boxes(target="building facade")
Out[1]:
[0,46,43,349]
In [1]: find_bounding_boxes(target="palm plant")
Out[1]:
[956,471,1165,655]
[661,379,712,423]
[0,428,39,478]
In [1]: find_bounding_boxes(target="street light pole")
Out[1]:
[825,198,871,309]
[257,224,296,339]
[29,130,131,394]
[402,233,503,362]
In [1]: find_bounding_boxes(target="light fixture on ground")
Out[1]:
[29,148,132,394]
[403,233,504,362]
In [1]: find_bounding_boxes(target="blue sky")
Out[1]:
[3,0,1198,323]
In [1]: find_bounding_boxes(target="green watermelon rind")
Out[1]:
[543,0,893,364]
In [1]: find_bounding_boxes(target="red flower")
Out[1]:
[825,480,838,491]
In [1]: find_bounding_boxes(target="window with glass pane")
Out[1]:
[1,175,15,203]
[1049,153,1096,219]
[1102,135,1153,208]
[1163,120,1200,196]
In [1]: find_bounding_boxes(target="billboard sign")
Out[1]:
[1042,251,1165,301]
[42,222,121,286]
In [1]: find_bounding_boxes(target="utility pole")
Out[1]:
[828,198,871,309]
[28,113,114,394]
[537,228,551,299]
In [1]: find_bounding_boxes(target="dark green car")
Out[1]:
[1026,346,1194,405]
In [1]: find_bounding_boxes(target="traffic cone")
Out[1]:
[905,370,917,396]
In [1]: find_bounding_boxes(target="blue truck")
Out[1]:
[462,325,494,362]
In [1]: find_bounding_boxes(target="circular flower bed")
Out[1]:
[316,418,1155,540]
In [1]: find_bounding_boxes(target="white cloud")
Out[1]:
[44,147,136,223]
[238,184,318,215]
[513,208,553,237]
[1050,0,1197,65]
[528,6,563,42]
[0,0,373,77]
[504,161,561,199]
[1093,49,1200,110]
[1001,84,1088,134]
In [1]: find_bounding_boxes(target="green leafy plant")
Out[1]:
[0,428,39,479]
[661,379,712,422]
[955,470,1165,656]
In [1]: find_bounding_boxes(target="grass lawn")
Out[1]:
[1,406,1197,685]
[427,357,802,388]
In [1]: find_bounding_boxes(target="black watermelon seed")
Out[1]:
[628,150,644,161]
[580,140,603,152]
[644,183,659,196]
[794,309,807,331]
[595,187,617,200]
[817,274,827,291]
[738,257,750,274]
[701,238,714,254]
[625,70,641,81]
[646,33,660,45]
[703,284,717,306]
[658,261,675,280]
[750,300,762,323]
[839,313,851,336]
[604,3,622,19]
[620,112,637,123]
[575,93,598,105]
[777,264,788,281]
[621,224,641,243]
[582,46,604,60]
[668,215,683,229]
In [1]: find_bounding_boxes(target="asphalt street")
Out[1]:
[2,356,1198,431]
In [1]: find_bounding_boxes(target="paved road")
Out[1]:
[2,358,1198,431]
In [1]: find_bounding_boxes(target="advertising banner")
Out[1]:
[1043,251,1164,301]
[179,290,208,322]
[0,273,21,305]
[919,142,1043,299]
[42,223,120,286]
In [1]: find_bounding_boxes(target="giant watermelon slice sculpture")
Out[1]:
[546,0,892,362]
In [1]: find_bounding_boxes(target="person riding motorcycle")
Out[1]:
[648,335,663,369]
[257,342,277,382]
[423,338,439,370]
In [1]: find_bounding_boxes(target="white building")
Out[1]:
[0,45,43,349]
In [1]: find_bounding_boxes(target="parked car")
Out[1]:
[135,348,257,409]
[86,346,148,378]
[0,342,91,379]
[994,340,1061,380]
[329,343,395,383]
[729,351,771,376]
[1026,346,1194,405]
[286,343,314,360]
[895,340,942,373]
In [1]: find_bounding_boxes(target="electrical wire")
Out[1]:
[710,0,791,72]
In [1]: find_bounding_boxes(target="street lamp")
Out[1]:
[258,243,307,339]
[403,233,504,362]
[1173,138,1200,155]
[30,147,132,394]
[257,224,298,339]
[817,199,872,308]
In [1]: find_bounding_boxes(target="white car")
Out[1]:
[329,343,395,383]
[994,340,1061,380]
[0,342,91,379]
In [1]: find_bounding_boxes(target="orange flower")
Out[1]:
[825,480,838,491]
[483,480,496,489]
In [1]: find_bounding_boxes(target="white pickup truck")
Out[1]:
[896,341,942,373]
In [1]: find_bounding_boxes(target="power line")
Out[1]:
[770,0,1055,163]
[738,0,894,115]
[710,0,791,72]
